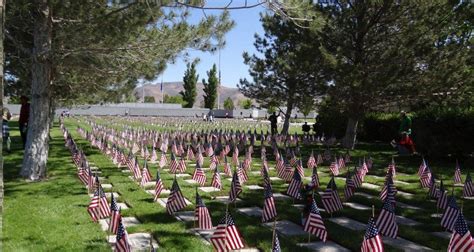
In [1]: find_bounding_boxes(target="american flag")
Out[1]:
[178,156,187,173]
[448,213,474,252]
[418,158,427,177]
[272,233,281,252]
[303,199,327,242]
[420,165,432,188]
[150,146,158,163]
[109,193,121,234]
[262,182,277,223]
[454,160,462,184]
[78,167,89,185]
[87,186,111,221]
[437,180,448,210]
[232,146,239,166]
[321,177,343,214]
[210,212,245,252]
[296,160,305,179]
[361,217,384,252]
[360,160,369,177]
[140,161,152,187]
[428,175,438,199]
[275,156,286,173]
[195,191,213,230]
[223,156,232,177]
[196,148,204,167]
[329,159,339,176]
[193,163,207,186]
[387,159,396,178]
[132,157,141,180]
[286,168,303,200]
[169,153,179,174]
[115,220,131,252]
[376,198,398,239]
[166,179,188,214]
[338,157,346,170]
[353,167,363,188]
[310,166,320,188]
[229,170,242,202]
[290,151,298,167]
[463,172,473,197]
[380,173,397,204]
[154,170,164,201]
[159,152,167,168]
[211,166,222,190]
[237,163,248,184]
[187,145,195,160]
[88,170,96,191]
[441,196,460,231]
[307,150,316,169]
[344,174,356,201]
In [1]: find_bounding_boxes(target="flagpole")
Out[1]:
[271,218,277,249]
[161,75,164,104]
[194,187,197,229]
[372,205,375,218]
[224,202,229,251]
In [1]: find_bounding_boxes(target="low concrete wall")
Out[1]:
[4,104,316,119]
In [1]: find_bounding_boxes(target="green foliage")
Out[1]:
[299,96,314,117]
[5,1,234,106]
[223,97,234,110]
[163,94,184,105]
[238,13,328,133]
[240,99,253,109]
[202,64,218,109]
[180,61,199,108]
[143,96,155,103]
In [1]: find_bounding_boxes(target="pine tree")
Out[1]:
[180,62,199,108]
[5,1,233,180]
[238,14,328,134]
[202,64,218,109]
[223,97,234,110]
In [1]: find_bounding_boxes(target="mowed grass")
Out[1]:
[3,116,473,252]
[3,120,110,251]
[66,116,474,251]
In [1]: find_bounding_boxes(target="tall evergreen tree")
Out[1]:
[308,0,473,149]
[238,13,328,134]
[5,1,233,180]
[202,64,218,109]
[180,61,199,108]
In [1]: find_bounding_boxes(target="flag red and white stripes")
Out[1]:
[361,217,384,252]
[195,191,213,230]
[210,212,245,252]
[303,199,327,242]
[166,179,188,214]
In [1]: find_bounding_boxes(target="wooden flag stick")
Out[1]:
[372,205,375,218]
[193,187,197,229]
[224,203,229,251]
[461,200,464,214]
[271,218,277,249]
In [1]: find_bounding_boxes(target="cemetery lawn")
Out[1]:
[2,120,110,251]
[2,117,473,251]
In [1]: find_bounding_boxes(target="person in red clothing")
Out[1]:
[19,95,30,148]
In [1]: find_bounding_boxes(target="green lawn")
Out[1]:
[3,116,473,251]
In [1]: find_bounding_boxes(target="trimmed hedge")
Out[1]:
[317,109,474,157]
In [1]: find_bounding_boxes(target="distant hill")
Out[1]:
[134,82,252,108]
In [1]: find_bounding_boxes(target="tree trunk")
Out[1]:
[342,117,358,149]
[0,1,6,244]
[20,0,52,180]
[281,100,293,135]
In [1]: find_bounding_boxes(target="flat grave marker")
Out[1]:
[297,241,351,252]
[262,220,307,237]
[236,207,263,218]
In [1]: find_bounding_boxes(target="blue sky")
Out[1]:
[158,4,267,88]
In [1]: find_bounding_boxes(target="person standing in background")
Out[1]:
[3,108,12,153]
[19,95,30,148]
